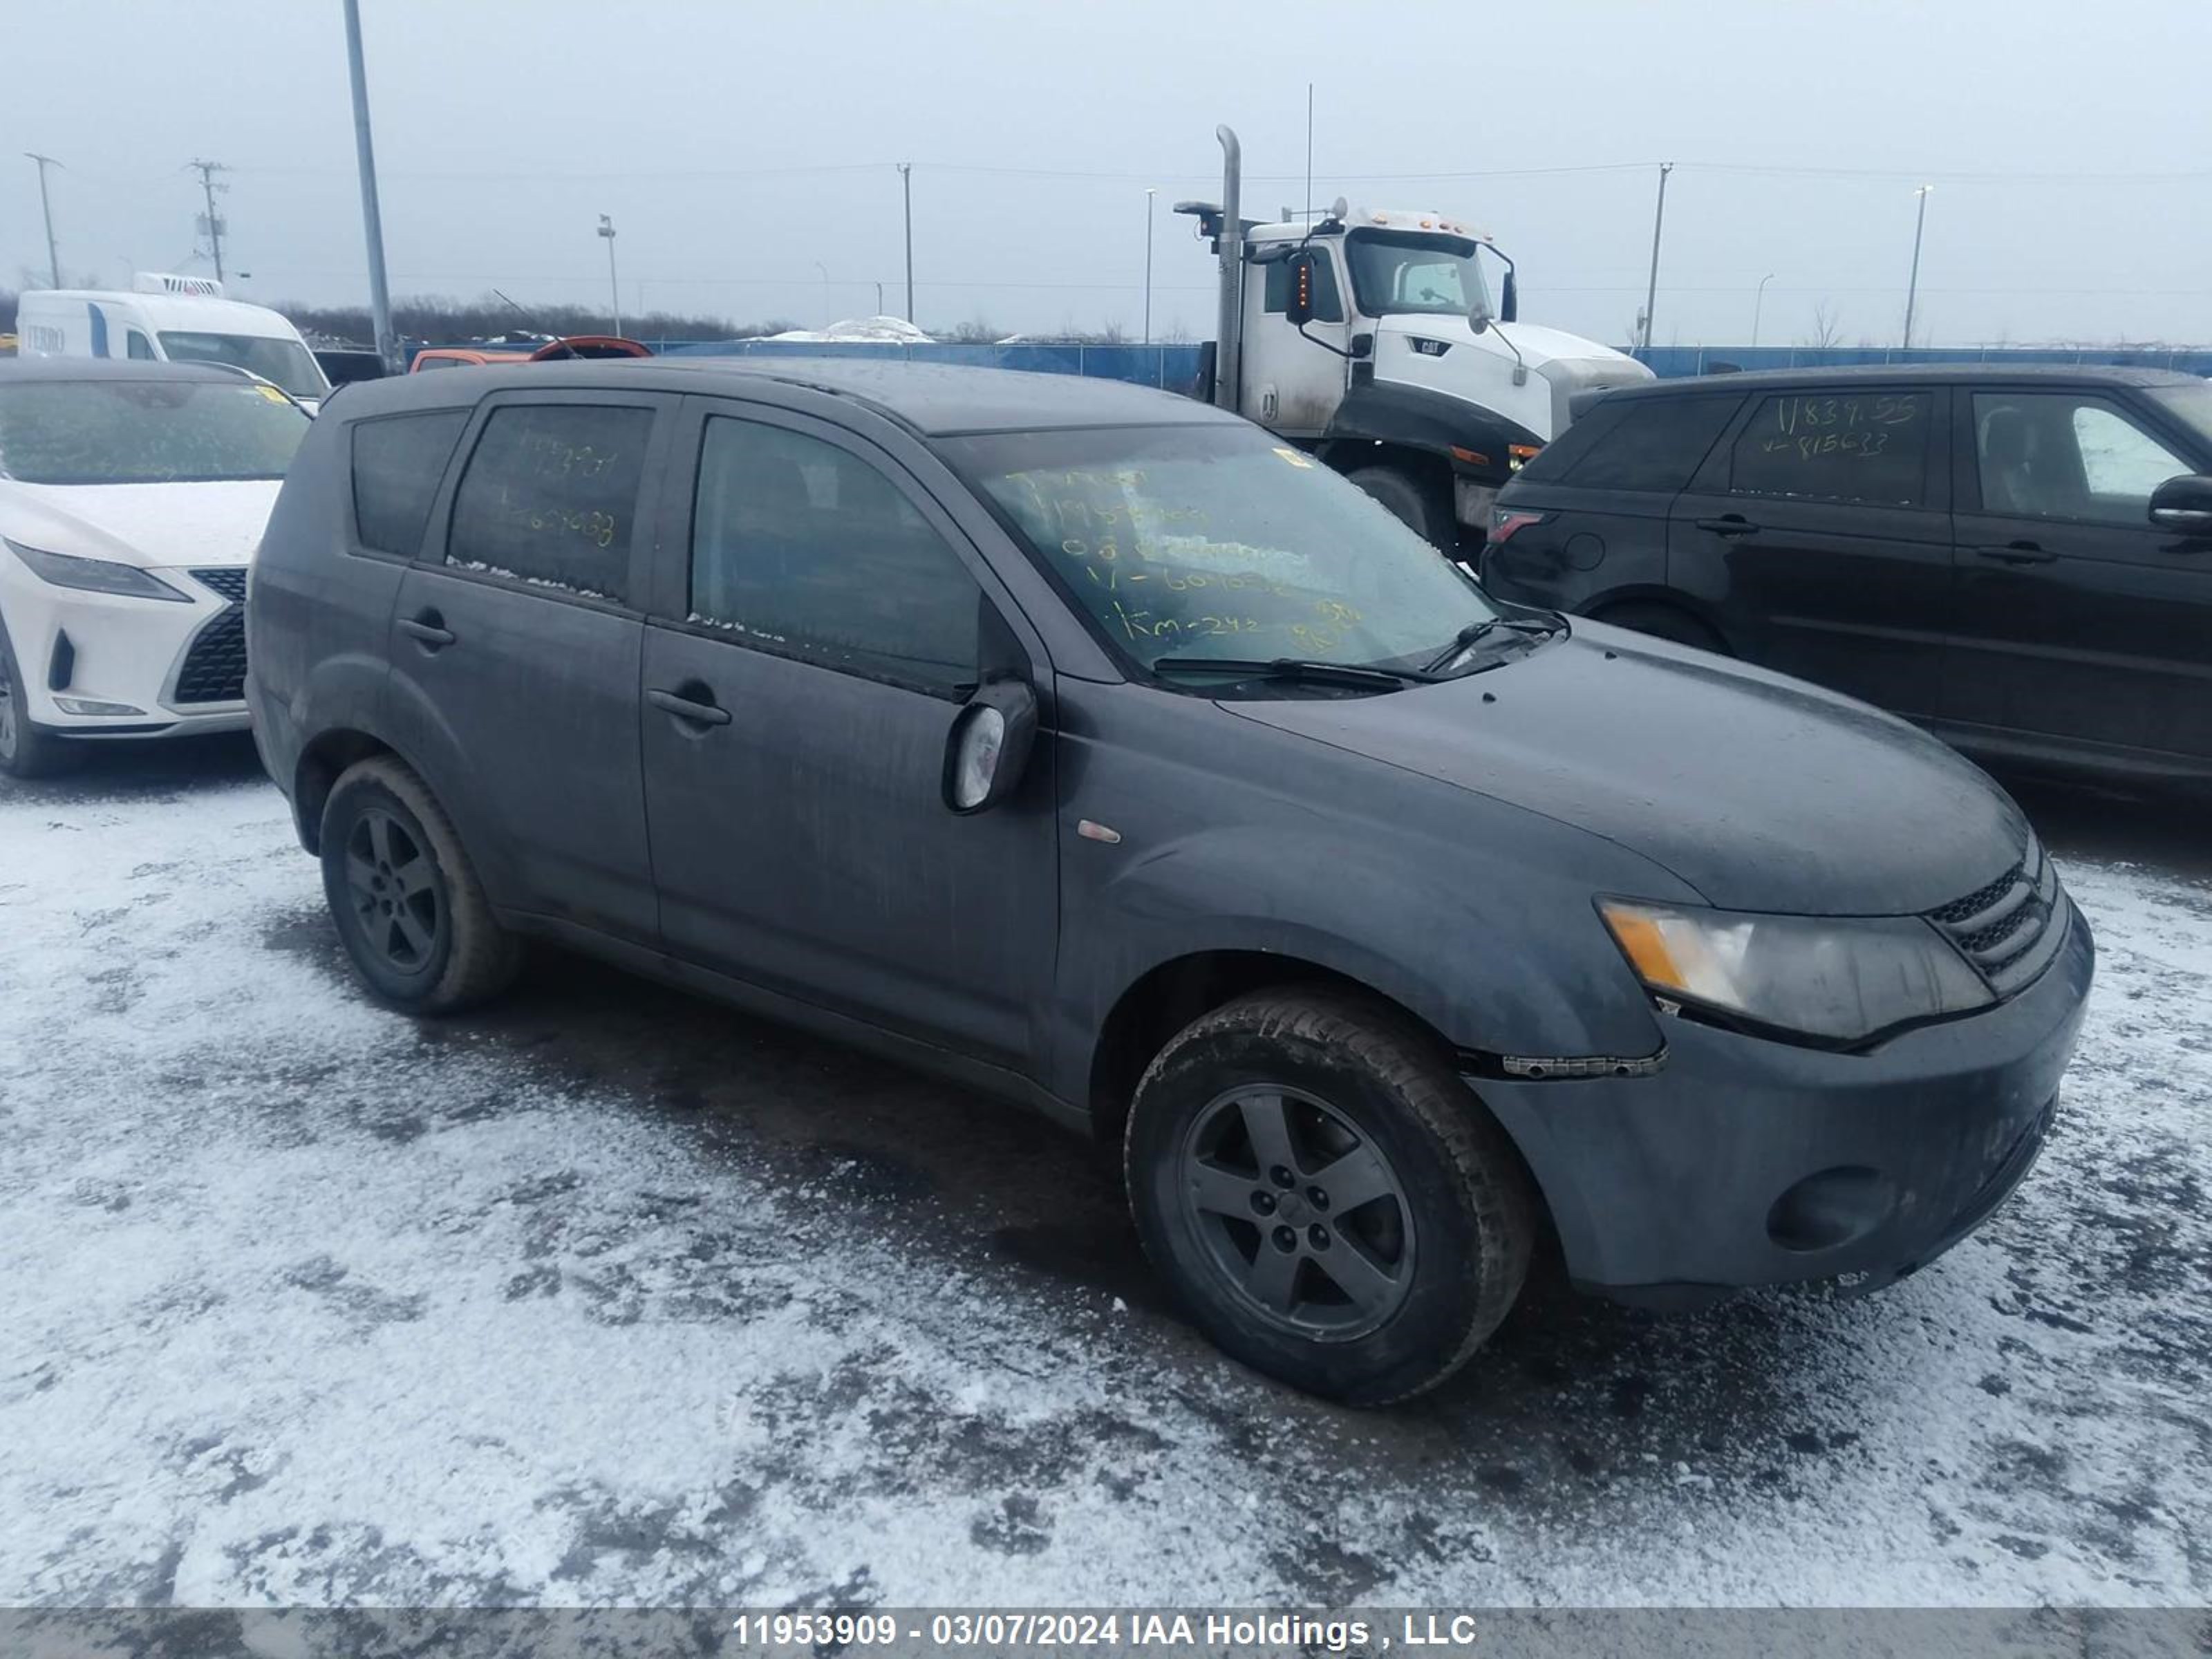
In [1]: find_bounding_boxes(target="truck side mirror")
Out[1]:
[1500,270,1519,324]
[1468,295,1494,336]
[1284,252,1318,328]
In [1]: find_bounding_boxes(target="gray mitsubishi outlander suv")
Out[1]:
[247,359,2093,1404]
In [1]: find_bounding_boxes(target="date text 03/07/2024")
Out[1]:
[724,1611,1492,1651]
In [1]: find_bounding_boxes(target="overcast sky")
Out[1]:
[8,0,2209,348]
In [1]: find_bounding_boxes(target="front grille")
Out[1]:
[191,567,249,604]
[174,569,249,704]
[1925,839,2066,1000]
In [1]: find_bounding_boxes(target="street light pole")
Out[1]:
[340,0,399,375]
[1143,187,1156,344]
[898,162,914,322]
[1751,272,1774,348]
[874,280,884,315]
[24,153,62,288]
[814,259,830,324]
[597,214,621,337]
[1902,185,1932,352]
[1639,161,1673,357]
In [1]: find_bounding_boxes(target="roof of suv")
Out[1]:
[0,357,250,385]
[1597,362,2204,402]
[326,357,1239,436]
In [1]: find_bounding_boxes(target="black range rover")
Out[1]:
[1483,364,2212,789]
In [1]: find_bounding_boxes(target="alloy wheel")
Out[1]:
[344,806,443,973]
[1178,1084,1417,1340]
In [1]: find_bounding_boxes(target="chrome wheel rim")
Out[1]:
[1177,1084,1416,1340]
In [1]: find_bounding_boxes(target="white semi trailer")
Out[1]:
[1177,126,1651,546]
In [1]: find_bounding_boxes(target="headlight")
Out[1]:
[5,538,189,602]
[1598,898,1991,1044]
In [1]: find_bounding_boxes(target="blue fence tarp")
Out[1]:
[1635,344,2212,378]
[653,337,1212,397]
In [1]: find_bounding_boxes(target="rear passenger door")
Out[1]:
[1668,386,1951,717]
[637,396,1056,1068]
[1946,387,2212,767]
[384,388,675,944]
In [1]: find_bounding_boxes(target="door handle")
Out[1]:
[1974,543,2058,565]
[647,686,733,727]
[398,612,456,649]
[1695,516,1758,537]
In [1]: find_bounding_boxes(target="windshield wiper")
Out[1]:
[1150,656,1435,690]
[1421,613,1566,675]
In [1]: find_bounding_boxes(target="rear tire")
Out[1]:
[319,756,520,1013]
[1594,601,1728,654]
[1346,465,1455,551]
[1124,988,1537,1405]
[0,612,81,780]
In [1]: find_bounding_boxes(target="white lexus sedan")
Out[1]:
[0,359,309,776]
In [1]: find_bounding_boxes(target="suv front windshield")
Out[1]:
[0,378,310,485]
[158,330,328,399]
[1345,229,1490,319]
[950,424,1500,683]
[2146,380,2212,454]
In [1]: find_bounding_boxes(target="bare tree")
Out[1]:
[1803,302,1844,349]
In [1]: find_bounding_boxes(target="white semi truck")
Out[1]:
[1177,126,1651,546]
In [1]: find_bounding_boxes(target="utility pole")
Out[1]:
[1639,161,1672,357]
[599,214,621,336]
[874,280,884,315]
[1902,185,1933,352]
[1304,82,1313,224]
[187,158,228,283]
[24,153,62,288]
[1143,187,1156,344]
[341,0,399,374]
[1752,272,1774,348]
[898,162,914,322]
[814,259,830,324]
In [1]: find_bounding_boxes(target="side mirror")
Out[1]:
[1468,295,1494,336]
[2148,474,2212,535]
[1349,332,1374,360]
[1499,270,1519,324]
[944,677,1038,814]
[1283,252,1318,328]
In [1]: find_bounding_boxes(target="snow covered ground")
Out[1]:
[1,740,2206,1608]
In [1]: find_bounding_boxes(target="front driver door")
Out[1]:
[638,397,1057,1069]
[1947,387,2212,769]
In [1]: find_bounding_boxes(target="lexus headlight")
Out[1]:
[1598,898,1991,1044]
[6,538,189,602]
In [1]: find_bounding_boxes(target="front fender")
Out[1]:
[1056,819,1675,1105]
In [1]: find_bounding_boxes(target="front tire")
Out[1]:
[1345,464,1454,550]
[1124,988,1537,1405]
[319,756,520,1013]
[0,613,82,780]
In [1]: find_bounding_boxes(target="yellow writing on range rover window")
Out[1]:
[1756,393,1920,462]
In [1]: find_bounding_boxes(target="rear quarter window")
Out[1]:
[1559,395,1741,493]
[350,410,468,556]
[445,403,652,602]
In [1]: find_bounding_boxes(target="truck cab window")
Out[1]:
[1344,230,1490,319]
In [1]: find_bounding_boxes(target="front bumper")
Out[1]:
[1477,898,2094,1303]
[0,559,247,737]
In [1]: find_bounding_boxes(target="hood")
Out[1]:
[0,479,280,568]
[1373,312,1644,374]
[1223,623,2030,917]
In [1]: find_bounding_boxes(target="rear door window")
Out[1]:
[687,415,982,695]
[1728,389,1933,506]
[1562,395,1739,492]
[351,410,468,556]
[447,402,651,602]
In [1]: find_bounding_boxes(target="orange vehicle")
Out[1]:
[409,336,650,372]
